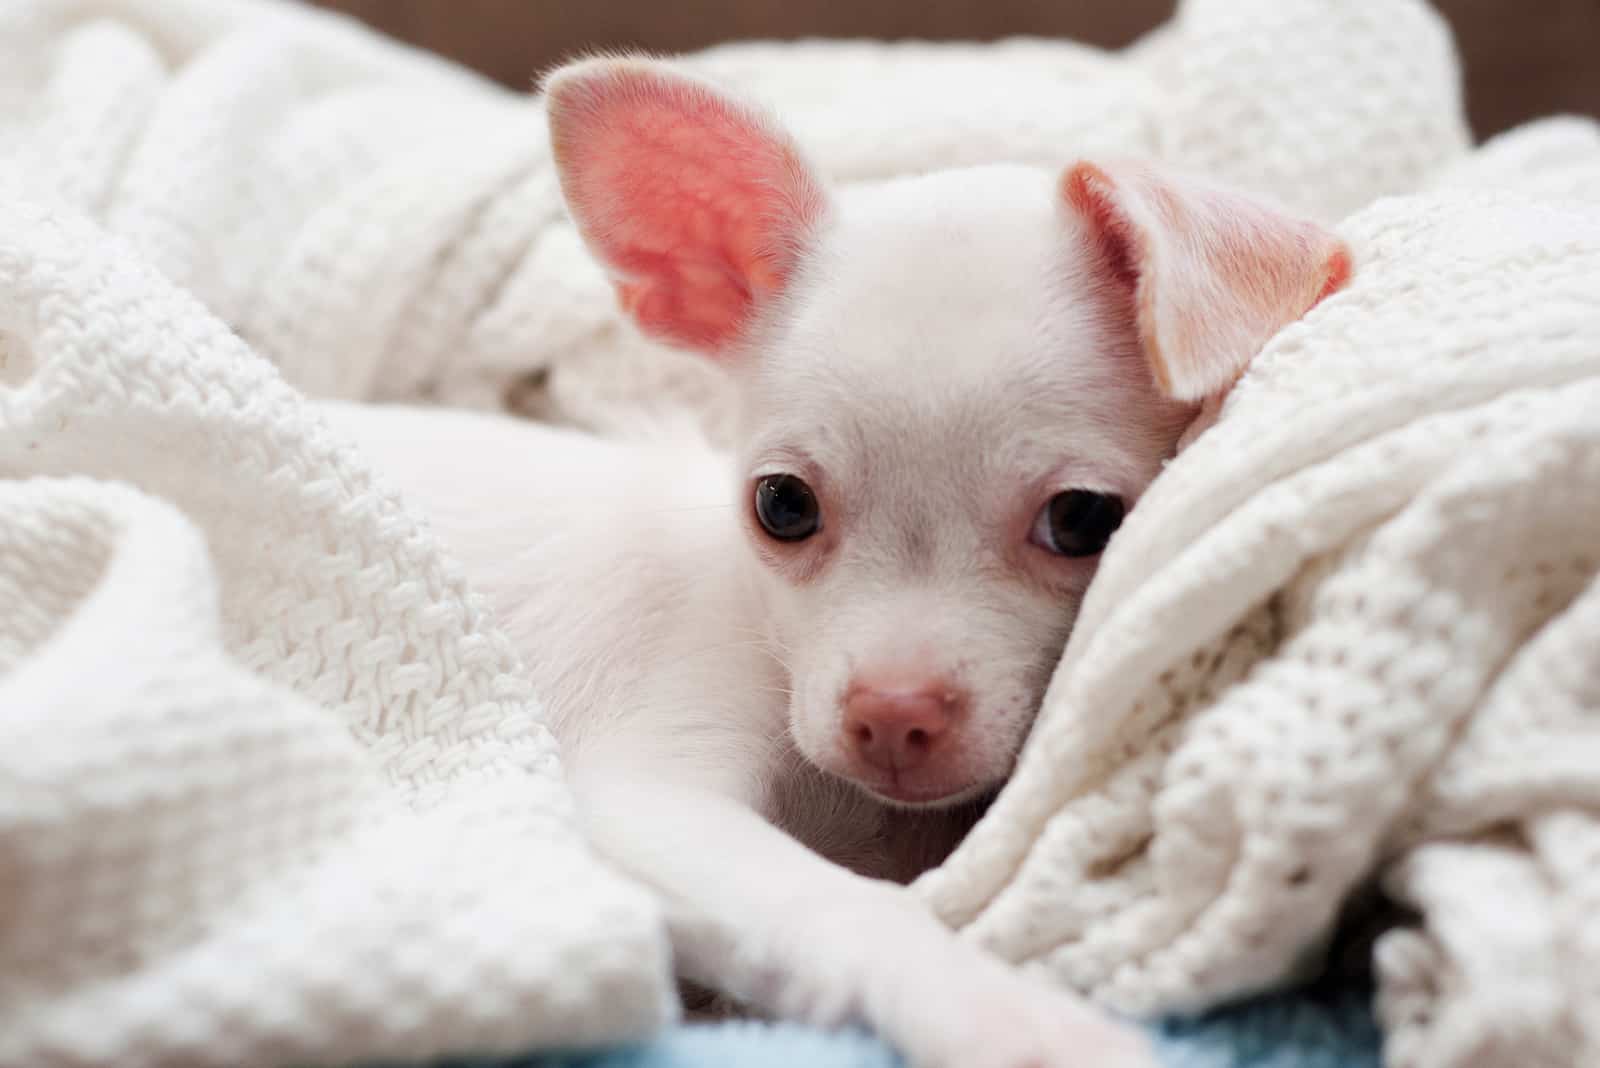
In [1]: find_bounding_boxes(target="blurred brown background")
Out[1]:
[312,1,1598,139]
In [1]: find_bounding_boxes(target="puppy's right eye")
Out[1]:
[754,474,821,542]
[1030,489,1125,557]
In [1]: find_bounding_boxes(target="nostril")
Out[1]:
[843,679,969,775]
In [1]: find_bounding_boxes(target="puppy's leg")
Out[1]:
[570,735,1154,1068]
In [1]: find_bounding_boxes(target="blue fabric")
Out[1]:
[1149,986,1381,1068]
[432,983,1380,1068]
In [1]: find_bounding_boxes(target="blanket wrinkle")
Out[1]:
[917,187,1600,1068]
[0,0,1466,446]
[0,191,674,1068]
[4,1,1599,1067]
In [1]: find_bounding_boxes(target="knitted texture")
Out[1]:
[3,2,1595,1067]
[0,193,674,1066]
[913,155,1600,1066]
[0,0,1467,447]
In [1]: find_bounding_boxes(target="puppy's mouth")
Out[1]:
[850,771,994,810]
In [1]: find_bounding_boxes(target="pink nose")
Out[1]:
[843,680,967,774]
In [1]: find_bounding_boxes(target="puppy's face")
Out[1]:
[734,169,1190,805]
[547,59,1349,807]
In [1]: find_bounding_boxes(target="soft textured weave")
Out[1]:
[0,194,675,1067]
[0,0,1468,442]
[916,160,1600,1068]
[4,2,1599,1068]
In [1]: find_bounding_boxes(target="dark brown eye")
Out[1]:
[754,474,821,542]
[1030,490,1125,557]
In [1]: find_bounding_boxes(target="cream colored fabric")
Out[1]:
[0,0,1467,445]
[6,1,1597,1066]
[0,194,674,1067]
[917,154,1600,1068]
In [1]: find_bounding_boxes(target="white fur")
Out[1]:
[320,57,1342,1068]
[322,396,1151,1068]
[318,163,1179,1068]
[733,165,1191,804]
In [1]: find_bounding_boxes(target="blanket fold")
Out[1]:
[916,183,1600,1068]
[4,1,1599,1067]
[0,0,1468,445]
[0,192,674,1067]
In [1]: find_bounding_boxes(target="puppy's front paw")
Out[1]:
[767,889,1152,1068]
[921,959,1158,1068]
[880,946,1155,1068]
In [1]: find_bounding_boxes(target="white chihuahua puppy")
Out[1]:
[326,58,1348,1068]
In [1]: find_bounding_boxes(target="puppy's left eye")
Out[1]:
[1030,490,1125,557]
[754,474,822,542]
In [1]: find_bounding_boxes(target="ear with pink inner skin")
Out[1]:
[1063,160,1352,405]
[545,58,828,357]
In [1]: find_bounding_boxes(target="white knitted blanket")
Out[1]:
[0,192,676,1066]
[0,0,1468,441]
[916,149,1600,1068]
[5,1,1600,1067]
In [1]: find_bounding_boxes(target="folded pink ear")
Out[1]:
[1063,160,1351,403]
[546,58,828,357]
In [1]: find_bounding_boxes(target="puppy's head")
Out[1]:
[548,59,1349,807]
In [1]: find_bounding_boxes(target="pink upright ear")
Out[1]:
[545,58,828,356]
[1063,160,1351,403]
